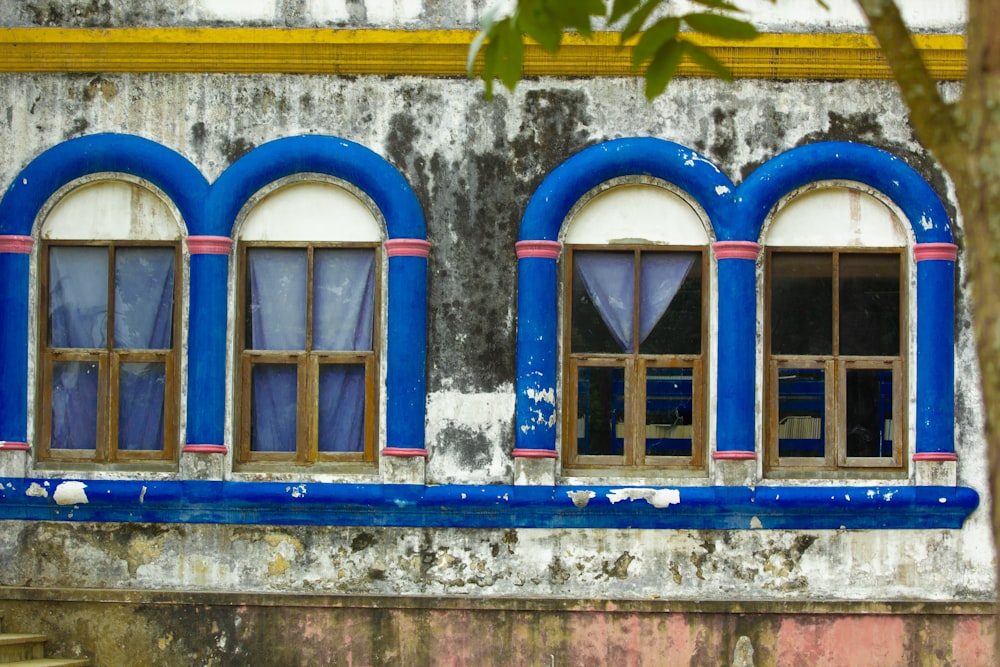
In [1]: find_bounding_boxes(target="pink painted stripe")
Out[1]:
[382,447,429,457]
[713,451,757,460]
[0,441,30,451]
[186,236,233,255]
[182,444,229,454]
[516,240,562,260]
[0,235,34,254]
[913,452,958,461]
[385,239,431,258]
[713,241,760,261]
[914,242,958,262]
[512,448,559,459]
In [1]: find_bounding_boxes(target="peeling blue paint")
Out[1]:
[0,477,978,530]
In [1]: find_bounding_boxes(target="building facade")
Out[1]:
[0,1,994,664]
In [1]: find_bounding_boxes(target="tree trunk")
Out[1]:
[859,0,1000,619]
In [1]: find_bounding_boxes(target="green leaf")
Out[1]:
[467,28,489,74]
[494,18,525,92]
[547,0,605,37]
[645,39,683,100]
[632,17,680,68]
[682,12,758,40]
[475,17,523,100]
[621,0,665,43]
[517,0,562,52]
[682,40,733,81]
[689,0,745,12]
[609,0,642,24]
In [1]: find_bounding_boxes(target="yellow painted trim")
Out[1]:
[0,28,966,80]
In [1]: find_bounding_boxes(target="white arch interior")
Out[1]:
[42,180,182,240]
[239,181,382,242]
[765,186,907,247]
[563,184,710,245]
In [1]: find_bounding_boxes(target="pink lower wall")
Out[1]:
[0,593,994,666]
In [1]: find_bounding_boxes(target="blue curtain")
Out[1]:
[48,246,174,451]
[247,248,374,453]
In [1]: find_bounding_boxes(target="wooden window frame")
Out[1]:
[37,239,181,464]
[764,246,907,474]
[236,241,380,466]
[562,245,707,473]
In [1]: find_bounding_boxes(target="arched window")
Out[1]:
[761,185,909,473]
[233,178,383,466]
[36,177,185,463]
[561,181,712,471]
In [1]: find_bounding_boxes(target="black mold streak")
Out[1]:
[219,137,256,166]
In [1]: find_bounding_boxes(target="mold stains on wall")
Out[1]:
[13,0,188,27]
[424,391,514,484]
[602,551,634,579]
[63,116,89,140]
[0,520,992,603]
[693,106,738,167]
[24,0,112,27]
[510,89,596,186]
[219,136,256,165]
[794,110,955,223]
[82,76,118,102]
[190,121,208,151]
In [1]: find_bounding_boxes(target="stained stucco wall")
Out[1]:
[0,0,993,616]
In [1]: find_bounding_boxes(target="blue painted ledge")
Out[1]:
[0,478,978,530]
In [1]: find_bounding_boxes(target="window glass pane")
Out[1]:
[644,367,693,457]
[246,248,307,351]
[250,364,297,452]
[313,249,376,351]
[318,364,367,453]
[572,252,635,353]
[846,368,894,457]
[49,246,108,348]
[840,254,900,356]
[640,253,701,355]
[575,366,625,456]
[118,361,165,451]
[50,361,99,450]
[771,253,832,355]
[777,368,825,458]
[114,247,175,349]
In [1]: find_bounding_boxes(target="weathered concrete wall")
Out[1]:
[0,74,992,598]
[0,0,967,31]
[0,73,978,487]
[0,594,994,666]
[0,6,993,664]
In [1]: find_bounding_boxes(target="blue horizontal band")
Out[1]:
[0,478,977,530]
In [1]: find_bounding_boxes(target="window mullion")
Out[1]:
[299,353,314,464]
[364,354,376,461]
[830,358,841,468]
[832,250,840,357]
[305,246,315,463]
[626,357,638,466]
[305,245,314,353]
[102,244,115,462]
[97,351,111,463]
[629,249,641,466]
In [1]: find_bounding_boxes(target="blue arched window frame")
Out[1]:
[515,139,958,467]
[0,133,430,462]
[203,135,430,460]
[0,134,206,456]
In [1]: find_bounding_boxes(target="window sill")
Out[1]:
[0,477,978,530]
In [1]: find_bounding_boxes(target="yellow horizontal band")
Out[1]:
[0,28,966,80]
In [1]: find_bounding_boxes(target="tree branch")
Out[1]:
[856,0,961,161]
